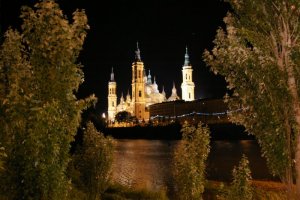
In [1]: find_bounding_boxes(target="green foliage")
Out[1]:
[203,0,300,190]
[115,111,132,123]
[205,180,287,200]
[0,1,95,199]
[70,122,114,200]
[173,122,211,200]
[226,155,253,200]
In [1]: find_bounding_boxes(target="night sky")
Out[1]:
[1,0,230,114]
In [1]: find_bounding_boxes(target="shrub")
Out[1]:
[226,154,253,200]
[173,122,211,200]
[71,122,114,200]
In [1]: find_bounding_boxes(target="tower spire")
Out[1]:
[147,69,152,84]
[184,46,190,66]
[135,41,141,61]
[181,46,195,101]
[131,41,146,121]
[126,89,131,102]
[108,67,117,122]
[162,85,166,95]
[110,67,115,81]
[168,81,180,101]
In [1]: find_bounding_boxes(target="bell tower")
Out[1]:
[181,47,195,101]
[108,67,117,122]
[131,42,146,121]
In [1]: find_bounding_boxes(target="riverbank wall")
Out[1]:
[104,122,255,140]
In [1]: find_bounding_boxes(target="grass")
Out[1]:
[204,180,289,200]
[103,183,169,200]
[69,180,289,200]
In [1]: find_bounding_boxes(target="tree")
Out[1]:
[71,122,114,200]
[226,155,253,200]
[0,1,95,199]
[115,111,131,123]
[173,122,211,200]
[203,0,300,198]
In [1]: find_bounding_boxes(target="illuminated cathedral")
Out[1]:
[107,43,195,122]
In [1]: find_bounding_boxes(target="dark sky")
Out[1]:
[1,0,230,114]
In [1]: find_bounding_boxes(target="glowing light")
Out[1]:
[102,113,106,119]
[150,108,246,120]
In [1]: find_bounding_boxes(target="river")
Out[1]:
[111,139,277,192]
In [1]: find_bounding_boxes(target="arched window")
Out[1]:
[189,93,191,99]
[112,101,114,107]
[139,90,142,97]
[186,74,187,80]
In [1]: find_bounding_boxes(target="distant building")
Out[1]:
[181,47,195,101]
[149,98,230,124]
[107,43,195,122]
[107,68,117,122]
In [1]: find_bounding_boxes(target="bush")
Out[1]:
[173,122,211,200]
[0,1,94,199]
[70,122,114,200]
[204,180,286,200]
[226,154,253,200]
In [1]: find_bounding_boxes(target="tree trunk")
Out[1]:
[280,13,299,196]
[293,103,300,199]
[296,134,300,198]
[286,65,300,199]
[283,109,294,199]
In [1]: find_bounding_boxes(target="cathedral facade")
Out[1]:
[107,43,195,122]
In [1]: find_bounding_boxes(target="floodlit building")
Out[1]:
[181,47,195,101]
[107,43,195,122]
[107,67,117,122]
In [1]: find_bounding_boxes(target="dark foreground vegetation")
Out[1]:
[102,184,168,200]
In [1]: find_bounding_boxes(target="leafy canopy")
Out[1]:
[0,1,96,199]
[203,0,300,181]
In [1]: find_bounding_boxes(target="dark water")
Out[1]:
[112,139,276,191]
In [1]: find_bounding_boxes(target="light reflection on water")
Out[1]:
[112,140,177,191]
[112,139,275,191]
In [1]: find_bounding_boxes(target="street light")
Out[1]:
[102,113,107,127]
